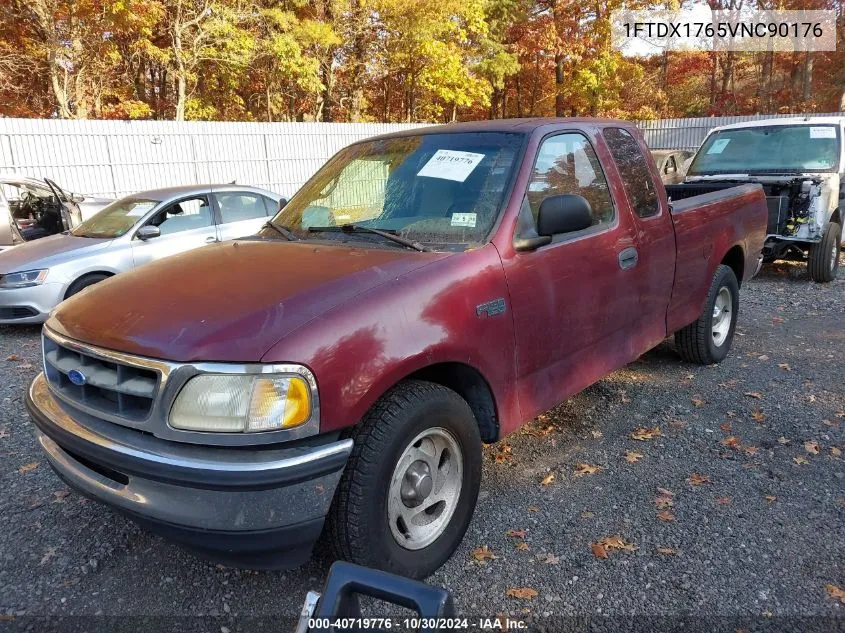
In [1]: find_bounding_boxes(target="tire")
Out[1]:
[326,379,482,579]
[65,273,110,299]
[675,264,739,365]
[807,222,841,283]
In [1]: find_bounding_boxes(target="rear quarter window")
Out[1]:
[603,127,660,218]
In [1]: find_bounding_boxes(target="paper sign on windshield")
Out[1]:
[810,127,836,139]
[418,150,485,182]
[707,139,731,154]
[126,204,155,217]
[451,212,477,228]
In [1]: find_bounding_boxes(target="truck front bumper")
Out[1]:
[26,372,353,568]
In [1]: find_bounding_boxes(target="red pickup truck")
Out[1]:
[26,119,767,579]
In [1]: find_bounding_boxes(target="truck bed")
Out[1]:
[666,183,768,334]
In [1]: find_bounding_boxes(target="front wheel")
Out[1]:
[325,380,482,579]
[675,264,740,365]
[808,222,841,283]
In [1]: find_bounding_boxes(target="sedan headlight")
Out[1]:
[0,269,48,289]
[169,374,313,433]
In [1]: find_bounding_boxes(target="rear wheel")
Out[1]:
[675,264,739,365]
[808,222,841,283]
[326,380,482,579]
[65,273,110,299]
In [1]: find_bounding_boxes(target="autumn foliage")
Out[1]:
[1,0,843,122]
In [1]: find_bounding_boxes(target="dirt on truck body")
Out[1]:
[25,118,768,579]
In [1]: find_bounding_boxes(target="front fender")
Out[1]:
[262,244,520,434]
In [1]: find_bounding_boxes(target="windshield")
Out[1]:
[688,125,841,175]
[268,132,524,248]
[71,198,158,238]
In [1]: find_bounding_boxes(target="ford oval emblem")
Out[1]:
[67,369,87,386]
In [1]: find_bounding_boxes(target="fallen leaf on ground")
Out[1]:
[720,422,731,432]
[804,441,820,455]
[574,463,601,477]
[824,584,845,604]
[691,397,705,407]
[657,487,674,497]
[716,497,732,505]
[515,541,529,551]
[743,446,760,456]
[668,418,686,428]
[597,535,636,552]
[687,473,710,486]
[793,456,809,465]
[654,495,674,509]
[806,394,817,403]
[590,542,608,559]
[581,511,595,519]
[772,316,784,324]
[52,490,70,502]
[493,452,512,464]
[758,354,769,361]
[471,545,496,563]
[527,506,539,513]
[506,529,528,538]
[538,553,560,564]
[777,436,790,445]
[721,436,740,448]
[744,392,763,399]
[837,412,845,419]
[764,495,776,503]
[540,473,555,486]
[17,462,39,474]
[6,354,21,361]
[831,447,842,457]
[624,451,643,463]
[506,587,538,600]
[657,510,675,521]
[751,410,766,422]
[824,419,839,427]
[631,426,661,441]
[591,429,603,438]
[656,547,677,555]
[778,363,791,371]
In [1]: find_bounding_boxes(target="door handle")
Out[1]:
[618,246,638,270]
[205,236,217,243]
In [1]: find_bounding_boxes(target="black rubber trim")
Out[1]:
[27,388,349,492]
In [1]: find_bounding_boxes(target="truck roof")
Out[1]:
[367,117,637,141]
[711,116,845,133]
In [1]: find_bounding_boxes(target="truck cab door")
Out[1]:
[131,194,218,268]
[500,130,640,420]
[601,127,675,350]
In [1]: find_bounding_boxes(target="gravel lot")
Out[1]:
[1,260,843,632]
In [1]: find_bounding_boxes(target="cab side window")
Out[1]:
[603,127,660,218]
[149,196,213,235]
[527,133,615,227]
[215,192,270,223]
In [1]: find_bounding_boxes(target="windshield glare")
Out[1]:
[269,132,523,248]
[688,125,841,175]
[71,198,158,238]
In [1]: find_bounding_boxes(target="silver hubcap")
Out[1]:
[711,287,732,347]
[387,427,463,550]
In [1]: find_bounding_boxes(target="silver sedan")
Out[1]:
[0,184,285,324]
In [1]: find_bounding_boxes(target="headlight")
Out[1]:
[169,374,313,433]
[0,269,48,289]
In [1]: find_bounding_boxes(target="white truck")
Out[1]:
[666,117,843,282]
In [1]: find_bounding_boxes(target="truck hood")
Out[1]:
[48,239,451,362]
[0,233,111,273]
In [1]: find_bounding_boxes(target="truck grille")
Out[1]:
[42,333,159,422]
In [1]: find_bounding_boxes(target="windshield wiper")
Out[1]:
[308,224,431,252]
[262,221,298,241]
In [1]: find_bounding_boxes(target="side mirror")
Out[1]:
[136,225,161,240]
[277,198,288,212]
[537,194,593,237]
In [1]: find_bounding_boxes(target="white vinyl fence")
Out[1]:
[1,114,842,199]
[0,119,425,199]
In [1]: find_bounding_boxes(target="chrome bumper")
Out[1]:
[27,372,352,555]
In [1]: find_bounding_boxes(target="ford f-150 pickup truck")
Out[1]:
[25,118,768,579]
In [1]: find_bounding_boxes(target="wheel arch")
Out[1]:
[720,244,745,286]
[64,270,115,299]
